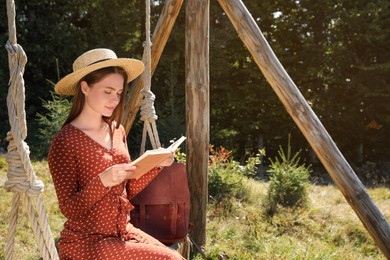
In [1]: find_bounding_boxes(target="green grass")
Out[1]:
[0,156,65,259]
[1,155,389,259]
[200,178,390,259]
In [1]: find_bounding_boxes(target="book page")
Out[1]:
[167,136,187,151]
[130,136,186,179]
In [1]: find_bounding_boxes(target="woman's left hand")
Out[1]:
[157,152,175,167]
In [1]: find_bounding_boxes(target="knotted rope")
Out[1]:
[140,0,161,154]
[4,0,59,259]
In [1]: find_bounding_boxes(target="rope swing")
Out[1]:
[4,0,59,259]
[139,0,161,154]
[137,2,191,257]
[3,0,182,258]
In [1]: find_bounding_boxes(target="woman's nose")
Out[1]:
[111,94,120,104]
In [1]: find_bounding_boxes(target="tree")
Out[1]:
[0,0,146,155]
[208,0,390,166]
[1,0,388,167]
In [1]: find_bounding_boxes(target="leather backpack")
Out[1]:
[130,162,191,244]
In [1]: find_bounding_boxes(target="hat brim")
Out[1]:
[55,58,144,96]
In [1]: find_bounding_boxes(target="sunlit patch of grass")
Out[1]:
[0,156,64,259]
[202,177,388,260]
[368,187,390,221]
[1,156,389,259]
[369,186,390,200]
[32,160,64,231]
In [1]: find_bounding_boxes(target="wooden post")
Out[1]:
[122,0,184,134]
[186,0,209,247]
[217,0,390,257]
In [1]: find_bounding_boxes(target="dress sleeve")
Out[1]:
[48,135,109,220]
[126,167,161,200]
[120,124,162,199]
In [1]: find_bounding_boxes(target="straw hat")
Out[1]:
[55,48,144,96]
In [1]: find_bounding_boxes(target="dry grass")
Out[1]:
[1,156,389,259]
[202,178,390,259]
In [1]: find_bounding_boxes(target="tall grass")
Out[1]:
[0,154,389,259]
[201,178,389,259]
[199,147,389,260]
[0,156,65,259]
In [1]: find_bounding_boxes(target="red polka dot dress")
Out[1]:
[48,123,184,259]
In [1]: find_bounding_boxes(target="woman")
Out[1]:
[48,48,184,259]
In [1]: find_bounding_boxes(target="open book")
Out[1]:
[130,136,186,179]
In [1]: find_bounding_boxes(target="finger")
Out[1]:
[127,170,137,179]
[124,170,135,179]
[115,174,127,183]
[116,169,134,180]
[115,163,136,171]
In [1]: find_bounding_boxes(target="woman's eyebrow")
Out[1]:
[105,86,123,91]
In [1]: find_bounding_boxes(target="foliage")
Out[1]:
[266,139,311,211]
[201,170,389,259]
[208,145,247,205]
[209,0,390,165]
[1,159,389,259]
[1,0,389,169]
[36,91,71,157]
[242,148,265,176]
[0,159,65,259]
[0,156,7,170]
[174,148,186,164]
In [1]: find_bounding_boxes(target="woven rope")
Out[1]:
[4,0,59,259]
[140,0,161,154]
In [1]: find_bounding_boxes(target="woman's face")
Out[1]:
[81,73,125,118]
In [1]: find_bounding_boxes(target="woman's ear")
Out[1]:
[80,81,89,95]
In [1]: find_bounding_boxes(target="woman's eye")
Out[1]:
[104,91,111,94]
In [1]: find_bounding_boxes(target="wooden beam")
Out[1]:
[217,0,390,257]
[186,0,209,247]
[122,0,184,134]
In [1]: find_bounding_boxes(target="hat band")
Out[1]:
[87,58,112,67]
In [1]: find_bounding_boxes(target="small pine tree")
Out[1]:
[36,91,71,156]
[267,136,311,211]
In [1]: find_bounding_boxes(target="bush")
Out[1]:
[208,145,246,204]
[242,148,265,176]
[266,138,311,212]
[174,147,186,163]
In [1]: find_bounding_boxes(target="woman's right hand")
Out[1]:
[99,163,136,189]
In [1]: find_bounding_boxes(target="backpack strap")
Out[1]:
[170,166,177,235]
[139,203,146,230]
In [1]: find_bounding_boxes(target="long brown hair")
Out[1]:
[62,66,128,128]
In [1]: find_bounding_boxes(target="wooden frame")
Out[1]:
[217,0,390,257]
[122,0,390,257]
[185,0,210,247]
